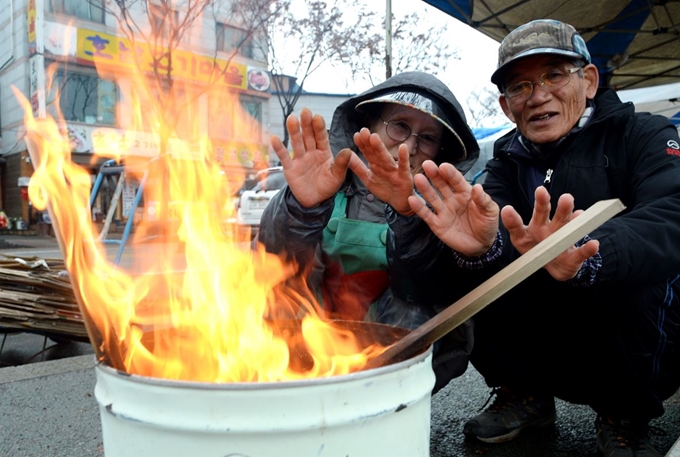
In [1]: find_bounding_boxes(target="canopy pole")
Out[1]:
[385,0,392,79]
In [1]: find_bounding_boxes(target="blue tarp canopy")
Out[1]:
[472,125,514,140]
[421,0,680,91]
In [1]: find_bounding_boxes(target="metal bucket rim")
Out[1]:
[94,344,432,390]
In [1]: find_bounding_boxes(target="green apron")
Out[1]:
[320,193,390,321]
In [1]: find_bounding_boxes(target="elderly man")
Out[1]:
[353,19,680,457]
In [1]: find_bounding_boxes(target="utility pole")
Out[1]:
[385,0,392,79]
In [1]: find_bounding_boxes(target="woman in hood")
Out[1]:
[258,72,479,391]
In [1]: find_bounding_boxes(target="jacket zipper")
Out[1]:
[544,168,553,185]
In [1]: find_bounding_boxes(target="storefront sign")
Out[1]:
[74,27,269,93]
[122,181,137,218]
[91,127,269,167]
[40,20,269,94]
[28,54,46,118]
[27,0,44,56]
[213,139,269,170]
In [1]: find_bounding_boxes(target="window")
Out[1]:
[209,94,262,142]
[170,89,200,140]
[216,23,262,60]
[49,70,117,125]
[48,0,104,23]
[240,99,262,141]
[209,92,236,140]
[148,4,182,42]
[118,78,200,140]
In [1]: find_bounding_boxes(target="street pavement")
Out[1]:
[1,233,679,457]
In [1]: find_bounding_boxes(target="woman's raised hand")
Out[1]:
[270,107,352,208]
[348,128,415,215]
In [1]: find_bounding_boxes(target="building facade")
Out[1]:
[0,0,272,227]
[268,84,353,151]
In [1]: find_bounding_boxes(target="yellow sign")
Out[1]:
[91,128,269,169]
[213,139,270,170]
[76,28,248,90]
[27,0,37,54]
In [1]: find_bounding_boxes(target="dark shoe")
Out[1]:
[463,387,556,443]
[595,415,661,457]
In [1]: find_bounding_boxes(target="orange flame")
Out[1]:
[15,34,386,382]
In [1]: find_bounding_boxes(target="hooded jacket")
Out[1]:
[258,72,479,390]
[259,71,478,270]
[329,72,479,219]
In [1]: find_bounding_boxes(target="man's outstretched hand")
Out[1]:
[501,186,600,281]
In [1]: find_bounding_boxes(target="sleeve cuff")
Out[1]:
[566,235,602,287]
[451,230,503,270]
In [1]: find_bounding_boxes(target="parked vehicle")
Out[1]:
[236,166,286,232]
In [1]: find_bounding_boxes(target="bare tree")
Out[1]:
[350,10,459,87]
[266,3,462,146]
[265,0,382,146]
[466,86,507,127]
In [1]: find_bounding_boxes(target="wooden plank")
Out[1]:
[667,436,680,457]
[366,198,626,370]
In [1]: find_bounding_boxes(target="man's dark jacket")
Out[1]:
[388,87,680,308]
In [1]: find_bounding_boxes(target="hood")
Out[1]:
[329,71,480,175]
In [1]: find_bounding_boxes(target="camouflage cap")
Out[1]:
[491,19,591,86]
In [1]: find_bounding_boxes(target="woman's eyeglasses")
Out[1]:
[381,119,441,157]
[504,66,582,103]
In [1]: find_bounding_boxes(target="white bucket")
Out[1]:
[94,324,435,457]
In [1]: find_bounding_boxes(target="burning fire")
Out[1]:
[14,33,386,383]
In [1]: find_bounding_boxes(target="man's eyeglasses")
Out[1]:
[381,119,441,157]
[503,67,582,103]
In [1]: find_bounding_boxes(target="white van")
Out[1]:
[236,166,286,231]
